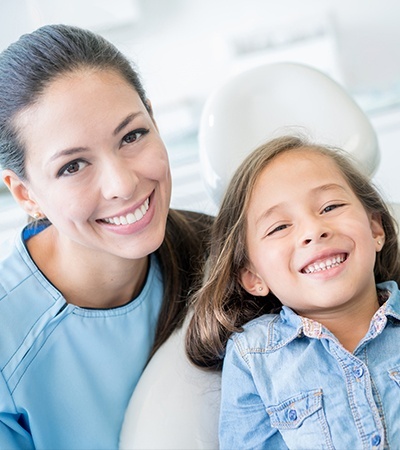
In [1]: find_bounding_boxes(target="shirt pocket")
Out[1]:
[266,388,334,450]
[388,366,400,387]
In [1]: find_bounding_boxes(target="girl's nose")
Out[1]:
[101,159,138,201]
[300,218,331,246]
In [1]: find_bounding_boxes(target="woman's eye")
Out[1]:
[123,128,149,144]
[58,160,88,177]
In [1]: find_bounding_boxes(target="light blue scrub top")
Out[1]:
[0,223,163,449]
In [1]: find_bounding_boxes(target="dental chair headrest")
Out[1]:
[198,62,380,206]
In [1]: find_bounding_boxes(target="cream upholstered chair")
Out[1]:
[119,62,396,450]
[119,314,221,450]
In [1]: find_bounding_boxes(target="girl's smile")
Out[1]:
[241,149,385,323]
[300,251,347,274]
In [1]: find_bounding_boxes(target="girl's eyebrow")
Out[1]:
[255,183,348,226]
[317,183,348,194]
[256,204,282,226]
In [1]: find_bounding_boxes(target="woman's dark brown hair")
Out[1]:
[153,209,212,357]
[0,24,213,355]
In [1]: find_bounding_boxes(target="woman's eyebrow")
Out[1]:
[49,146,88,163]
[48,112,146,163]
[113,112,144,136]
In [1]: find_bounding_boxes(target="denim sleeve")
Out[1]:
[0,372,34,449]
[219,338,282,449]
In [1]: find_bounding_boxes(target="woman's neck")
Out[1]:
[26,226,149,309]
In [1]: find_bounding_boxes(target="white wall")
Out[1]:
[1,0,400,241]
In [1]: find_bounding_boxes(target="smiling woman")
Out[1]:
[0,24,212,449]
[7,69,172,267]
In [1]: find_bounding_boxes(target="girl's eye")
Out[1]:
[58,160,88,177]
[322,203,344,214]
[123,128,149,144]
[267,224,289,236]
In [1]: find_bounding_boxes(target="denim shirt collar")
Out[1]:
[378,280,400,320]
[269,280,400,350]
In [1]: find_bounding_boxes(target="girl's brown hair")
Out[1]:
[186,135,400,370]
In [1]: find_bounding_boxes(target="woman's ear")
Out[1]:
[370,212,385,252]
[240,267,269,296]
[2,169,40,217]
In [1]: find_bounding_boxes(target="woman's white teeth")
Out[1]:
[303,255,345,274]
[103,198,149,225]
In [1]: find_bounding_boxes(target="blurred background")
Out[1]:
[1,0,400,242]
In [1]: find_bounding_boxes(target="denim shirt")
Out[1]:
[219,281,400,450]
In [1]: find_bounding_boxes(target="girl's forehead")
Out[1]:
[259,149,340,181]
[270,148,333,166]
[251,149,351,201]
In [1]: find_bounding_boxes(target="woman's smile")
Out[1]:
[16,70,172,259]
[99,196,150,225]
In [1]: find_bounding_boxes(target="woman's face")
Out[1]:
[9,69,172,259]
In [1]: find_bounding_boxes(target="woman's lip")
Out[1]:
[96,191,156,235]
[97,192,153,223]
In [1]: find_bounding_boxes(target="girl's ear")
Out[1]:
[240,267,269,296]
[370,212,385,252]
[2,169,39,217]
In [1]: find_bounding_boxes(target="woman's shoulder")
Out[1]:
[0,232,64,367]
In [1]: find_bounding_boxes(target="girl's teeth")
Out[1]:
[103,198,149,225]
[303,255,345,274]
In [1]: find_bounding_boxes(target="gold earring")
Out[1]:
[377,240,382,245]
[33,212,41,220]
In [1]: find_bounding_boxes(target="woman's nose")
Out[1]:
[101,159,138,201]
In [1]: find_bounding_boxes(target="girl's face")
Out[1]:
[5,70,172,260]
[240,149,385,321]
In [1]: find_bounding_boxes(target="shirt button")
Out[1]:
[353,366,364,378]
[371,434,381,447]
[288,409,297,421]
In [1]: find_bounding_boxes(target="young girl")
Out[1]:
[186,135,400,449]
[0,24,212,449]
